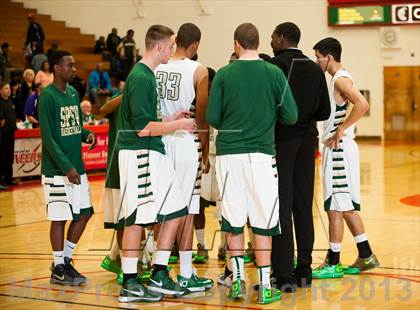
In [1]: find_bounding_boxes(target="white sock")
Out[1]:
[179,251,193,278]
[231,256,245,281]
[195,229,206,248]
[354,233,368,243]
[53,251,64,266]
[146,231,155,254]
[329,242,341,252]
[109,240,120,260]
[219,231,227,249]
[247,227,254,246]
[121,257,138,274]
[139,240,146,260]
[152,250,171,266]
[258,265,271,288]
[63,240,76,259]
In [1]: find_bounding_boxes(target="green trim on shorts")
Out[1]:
[221,216,244,235]
[157,206,188,223]
[324,196,361,212]
[251,223,280,236]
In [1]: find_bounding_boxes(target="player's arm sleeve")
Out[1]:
[38,93,74,174]
[313,70,331,121]
[206,72,223,129]
[276,69,298,125]
[129,76,153,130]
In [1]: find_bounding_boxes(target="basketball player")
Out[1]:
[312,37,380,279]
[207,23,298,304]
[155,22,213,292]
[38,50,96,286]
[116,25,196,302]
[99,94,124,281]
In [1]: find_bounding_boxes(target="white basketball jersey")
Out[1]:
[155,58,200,118]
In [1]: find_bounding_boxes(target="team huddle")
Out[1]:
[38,21,379,305]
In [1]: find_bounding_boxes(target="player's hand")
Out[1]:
[0,119,5,127]
[202,156,211,174]
[178,118,196,133]
[326,127,344,149]
[86,133,96,150]
[164,110,190,122]
[66,168,81,185]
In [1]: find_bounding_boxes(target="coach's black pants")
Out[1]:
[0,130,15,184]
[272,134,317,286]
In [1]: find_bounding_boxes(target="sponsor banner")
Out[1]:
[13,125,109,177]
[13,138,42,178]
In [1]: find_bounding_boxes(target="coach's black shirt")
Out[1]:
[269,48,331,140]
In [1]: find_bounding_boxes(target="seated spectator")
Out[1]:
[69,73,86,101]
[106,28,121,57]
[31,48,48,73]
[10,80,22,120]
[20,69,36,114]
[0,42,14,83]
[46,42,58,59]
[87,62,113,104]
[80,100,95,124]
[0,83,17,189]
[94,36,106,54]
[35,60,53,87]
[24,82,43,128]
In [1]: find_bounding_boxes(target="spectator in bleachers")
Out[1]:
[25,13,45,54]
[80,100,95,125]
[0,83,17,188]
[31,48,48,73]
[10,80,22,120]
[94,36,106,54]
[24,82,43,128]
[35,60,53,87]
[0,42,14,83]
[106,27,121,57]
[46,42,59,59]
[69,73,86,102]
[117,29,136,80]
[20,69,36,114]
[87,62,113,104]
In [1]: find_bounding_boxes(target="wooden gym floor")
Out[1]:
[0,140,419,309]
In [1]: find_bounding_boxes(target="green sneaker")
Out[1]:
[349,254,380,272]
[312,263,344,279]
[257,286,281,304]
[193,243,209,264]
[244,242,255,264]
[342,265,361,275]
[148,269,188,296]
[118,277,163,302]
[117,271,151,285]
[177,274,213,292]
[100,255,121,275]
[228,279,246,300]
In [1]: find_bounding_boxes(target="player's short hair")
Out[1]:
[176,23,201,49]
[49,50,72,73]
[273,22,301,45]
[145,25,175,50]
[234,23,259,50]
[313,37,342,62]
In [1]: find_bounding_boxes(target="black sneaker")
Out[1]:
[62,257,86,285]
[50,262,85,286]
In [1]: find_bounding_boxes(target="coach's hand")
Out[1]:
[66,168,81,185]
[86,133,97,150]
